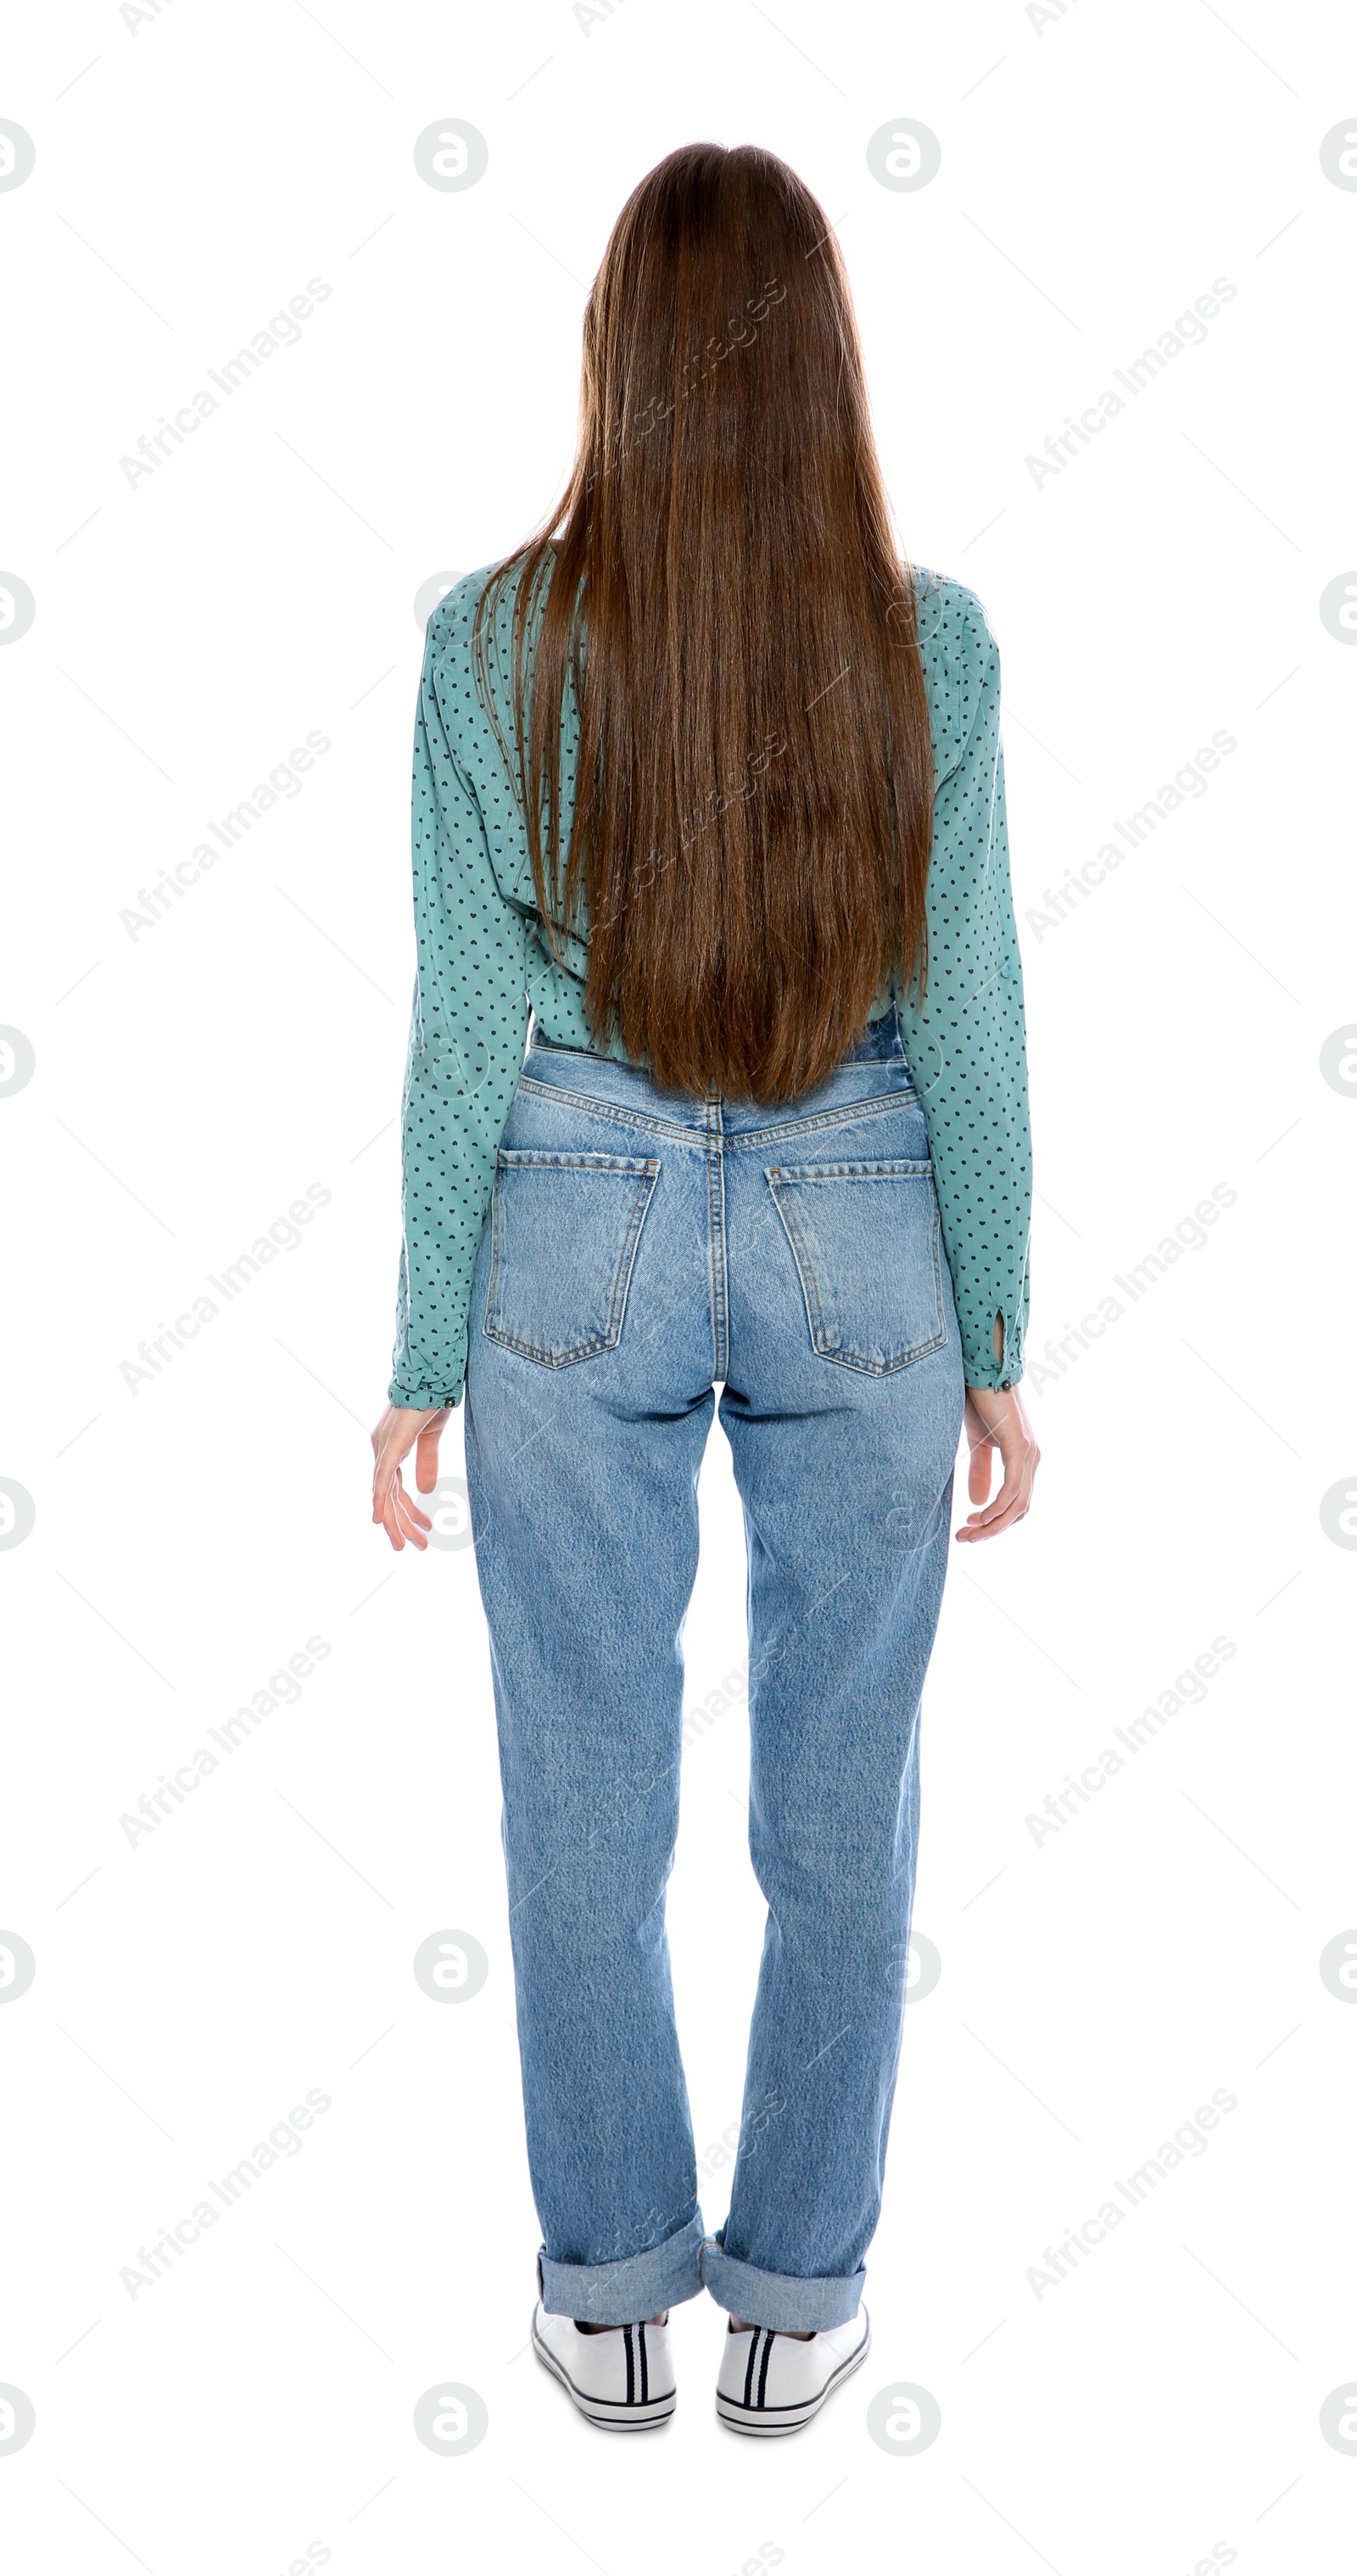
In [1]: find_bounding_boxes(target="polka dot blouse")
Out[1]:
[388,560,1031,1408]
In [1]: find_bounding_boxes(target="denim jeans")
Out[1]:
[462,1008,966,2333]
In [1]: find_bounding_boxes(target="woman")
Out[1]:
[371,142,1037,2437]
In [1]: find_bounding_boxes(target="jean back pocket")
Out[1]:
[483,1150,659,1367]
[765,1158,946,1374]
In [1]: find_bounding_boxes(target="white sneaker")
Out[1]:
[531,2301,676,2429]
[716,2309,870,2436]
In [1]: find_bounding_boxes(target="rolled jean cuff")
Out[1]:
[699,2231,867,2333]
[537,2211,706,2323]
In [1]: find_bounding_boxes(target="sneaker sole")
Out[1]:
[715,2322,871,2437]
[532,2322,676,2430]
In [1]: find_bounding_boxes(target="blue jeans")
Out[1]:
[462,1009,965,2333]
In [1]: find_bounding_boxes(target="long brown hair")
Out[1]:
[472,141,934,1105]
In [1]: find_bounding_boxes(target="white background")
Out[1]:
[2,2,1354,2569]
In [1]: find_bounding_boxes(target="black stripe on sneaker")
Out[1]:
[715,2323,871,2422]
[623,2324,635,2405]
[757,2329,774,2407]
[638,2322,649,2404]
[743,2331,759,2407]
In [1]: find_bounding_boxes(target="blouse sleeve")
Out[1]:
[897,584,1032,1389]
[388,615,533,1411]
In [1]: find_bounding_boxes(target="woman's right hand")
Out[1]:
[956,1384,1040,1542]
[371,1403,451,1552]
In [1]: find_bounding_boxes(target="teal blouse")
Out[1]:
[389,559,1030,1408]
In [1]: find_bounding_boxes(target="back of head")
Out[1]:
[477,141,934,1105]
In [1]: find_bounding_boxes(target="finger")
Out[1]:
[392,1481,431,1547]
[956,1459,1036,1540]
[967,1441,993,1505]
[963,1464,1030,1528]
[372,1439,412,1523]
[377,1463,411,1547]
[959,1444,1034,1524]
[386,1466,433,1547]
[380,1473,405,1545]
[956,1501,1029,1542]
[415,1426,443,1494]
[956,1496,1030,1542]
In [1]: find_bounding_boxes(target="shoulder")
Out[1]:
[423,556,530,667]
[420,556,549,778]
[911,566,1001,783]
[422,550,564,744]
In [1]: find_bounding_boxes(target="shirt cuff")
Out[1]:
[387,1380,463,1412]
